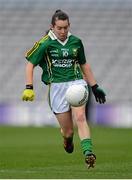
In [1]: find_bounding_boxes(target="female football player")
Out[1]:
[22,10,106,168]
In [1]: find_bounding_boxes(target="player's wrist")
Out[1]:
[26,84,33,89]
[91,84,99,92]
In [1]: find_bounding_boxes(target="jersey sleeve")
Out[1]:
[25,42,45,66]
[78,40,86,65]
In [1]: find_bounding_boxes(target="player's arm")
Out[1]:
[22,39,46,101]
[22,62,35,101]
[80,63,96,87]
[80,63,106,104]
[26,61,34,85]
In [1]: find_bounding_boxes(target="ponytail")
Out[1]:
[51,9,69,26]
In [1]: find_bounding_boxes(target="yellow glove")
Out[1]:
[22,88,35,101]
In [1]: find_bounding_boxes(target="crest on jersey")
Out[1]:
[73,48,78,57]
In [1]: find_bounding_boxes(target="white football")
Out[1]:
[65,84,88,107]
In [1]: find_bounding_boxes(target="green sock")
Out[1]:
[81,138,93,156]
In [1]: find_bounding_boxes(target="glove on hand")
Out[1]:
[22,85,35,101]
[92,84,106,104]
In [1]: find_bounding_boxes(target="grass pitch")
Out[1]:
[0,125,132,179]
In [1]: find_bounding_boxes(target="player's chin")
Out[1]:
[59,35,67,41]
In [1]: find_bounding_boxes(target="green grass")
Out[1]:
[0,125,132,179]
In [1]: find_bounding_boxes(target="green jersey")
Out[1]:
[26,31,86,84]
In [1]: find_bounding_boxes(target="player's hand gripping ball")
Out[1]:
[65,84,88,107]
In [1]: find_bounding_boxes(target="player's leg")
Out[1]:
[49,82,74,153]
[55,111,74,153]
[72,105,96,168]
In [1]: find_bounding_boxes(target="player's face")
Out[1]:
[52,19,70,41]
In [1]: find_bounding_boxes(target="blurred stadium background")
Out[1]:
[0,0,131,127]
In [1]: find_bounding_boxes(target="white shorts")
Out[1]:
[49,79,87,114]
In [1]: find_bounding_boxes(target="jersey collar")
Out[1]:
[48,30,71,46]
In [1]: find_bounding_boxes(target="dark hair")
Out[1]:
[45,10,69,35]
[51,9,69,26]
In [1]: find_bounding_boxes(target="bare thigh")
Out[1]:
[72,105,86,122]
[72,105,91,139]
